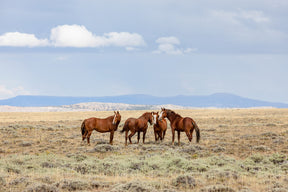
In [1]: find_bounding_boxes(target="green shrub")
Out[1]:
[269,153,287,165]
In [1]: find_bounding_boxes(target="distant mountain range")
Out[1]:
[0,93,287,108]
[0,103,186,112]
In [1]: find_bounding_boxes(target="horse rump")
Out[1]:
[120,121,129,133]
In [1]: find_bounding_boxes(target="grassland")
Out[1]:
[0,109,287,192]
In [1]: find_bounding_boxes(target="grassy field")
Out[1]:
[0,109,287,192]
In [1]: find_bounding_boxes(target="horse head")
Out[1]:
[143,112,153,125]
[159,108,167,121]
[113,111,121,125]
[151,112,158,125]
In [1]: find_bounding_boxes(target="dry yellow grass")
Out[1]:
[0,109,287,191]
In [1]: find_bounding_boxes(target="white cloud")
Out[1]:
[50,25,145,49]
[209,9,287,44]
[0,85,31,99]
[103,32,146,47]
[239,10,270,23]
[50,25,101,47]
[184,48,198,53]
[156,36,180,45]
[155,43,183,55]
[211,9,270,25]
[0,25,146,50]
[154,36,196,55]
[0,32,49,47]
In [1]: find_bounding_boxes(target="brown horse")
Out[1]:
[120,112,153,146]
[152,112,167,142]
[159,108,200,145]
[81,111,121,145]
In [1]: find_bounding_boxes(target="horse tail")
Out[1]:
[120,121,129,133]
[81,121,86,136]
[193,121,200,143]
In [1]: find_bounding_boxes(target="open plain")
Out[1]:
[0,109,287,192]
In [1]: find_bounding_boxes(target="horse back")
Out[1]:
[125,117,147,132]
[84,117,98,129]
[124,118,137,128]
[137,118,148,128]
[85,117,112,132]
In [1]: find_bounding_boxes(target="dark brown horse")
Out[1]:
[81,111,121,145]
[120,112,153,146]
[159,108,200,145]
[152,112,167,142]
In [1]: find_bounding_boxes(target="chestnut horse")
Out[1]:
[120,112,153,146]
[159,108,200,145]
[81,111,121,145]
[152,112,167,142]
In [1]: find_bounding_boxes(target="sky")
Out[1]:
[0,0,288,103]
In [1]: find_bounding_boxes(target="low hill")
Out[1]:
[0,103,185,112]
[0,93,287,108]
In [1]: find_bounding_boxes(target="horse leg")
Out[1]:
[125,130,128,146]
[171,128,175,146]
[177,131,181,146]
[128,130,136,144]
[87,131,92,146]
[82,130,88,143]
[143,130,147,144]
[82,131,86,141]
[158,131,163,141]
[154,130,158,142]
[163,130,166,140]
[137,131,141,144]
[190,128,193,142]
[185,129,192,142]
[109,130,114,145]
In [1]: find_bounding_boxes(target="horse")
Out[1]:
[152,112,167,142]
[81,111,121,145]
[120,112,153,146]
[159,108,200,146]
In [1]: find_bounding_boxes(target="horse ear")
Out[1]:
[117,111,120,114]
[114,111,116,114]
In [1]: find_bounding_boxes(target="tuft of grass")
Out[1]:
[269,153,287,165]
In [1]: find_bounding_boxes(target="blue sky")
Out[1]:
[0,0,288,103]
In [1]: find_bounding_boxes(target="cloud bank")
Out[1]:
[50,25,146,48]
[0,25,146,50]
[0,25,197,55]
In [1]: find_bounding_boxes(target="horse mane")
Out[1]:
[167,109,182,119]
[107,115,114,121]
[140,112,150,118]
